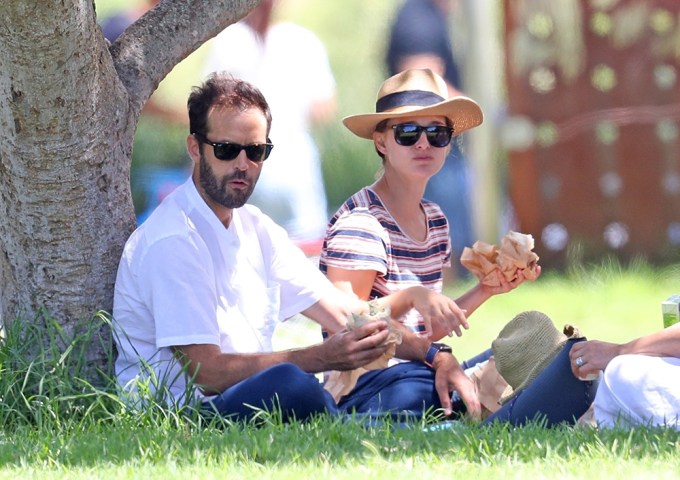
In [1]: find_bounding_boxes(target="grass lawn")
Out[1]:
[2,259,680,479]
[1,417,679,479]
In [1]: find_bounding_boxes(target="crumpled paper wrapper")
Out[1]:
[323,302,403,402]
[460,231,540,287]
[468,357,508,418]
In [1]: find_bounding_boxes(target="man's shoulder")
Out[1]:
[121,212,190,266]
[124,184,203,253]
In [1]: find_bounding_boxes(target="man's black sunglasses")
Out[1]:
[193,133,274,162]
[391,123,454,148]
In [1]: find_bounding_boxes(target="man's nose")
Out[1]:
[234,151,251,170]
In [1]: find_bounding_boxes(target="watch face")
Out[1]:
[434,343,452,353]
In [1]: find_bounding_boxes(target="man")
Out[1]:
[112,73,473,422]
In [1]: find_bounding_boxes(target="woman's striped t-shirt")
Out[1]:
[319,187,451,335]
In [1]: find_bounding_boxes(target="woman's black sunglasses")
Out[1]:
[391,123,454,148]
[194,133,274,162]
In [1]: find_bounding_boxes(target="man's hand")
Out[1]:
[431,352,481,421]
[320,321,391,371]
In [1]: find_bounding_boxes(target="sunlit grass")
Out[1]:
[1,417,679,479]
[2,259,679,478]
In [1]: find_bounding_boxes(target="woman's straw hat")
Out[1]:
[493,311,581,404]
[342,69,483,139]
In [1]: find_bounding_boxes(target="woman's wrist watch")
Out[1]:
[424,342,453,368]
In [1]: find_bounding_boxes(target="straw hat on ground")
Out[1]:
[492,310,582,404]
[342,68,483,139]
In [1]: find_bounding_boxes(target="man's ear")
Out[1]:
[187,134,201,163]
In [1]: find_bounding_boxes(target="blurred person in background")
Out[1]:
[386,0,474,281]
[203,0,337,248]
[100,0,160,42]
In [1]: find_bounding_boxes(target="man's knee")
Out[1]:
[263,363,335,419]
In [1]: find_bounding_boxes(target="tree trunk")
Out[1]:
[0,0,259,377]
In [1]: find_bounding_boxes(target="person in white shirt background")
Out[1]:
[203,0,336,246]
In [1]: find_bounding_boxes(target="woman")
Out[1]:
[318,69,544,420]
[320,69,537,340]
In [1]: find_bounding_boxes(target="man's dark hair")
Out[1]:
[187,72,272,137]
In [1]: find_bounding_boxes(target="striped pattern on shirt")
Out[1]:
[319,187,451,335]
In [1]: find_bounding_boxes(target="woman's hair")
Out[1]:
[187,72,272,137]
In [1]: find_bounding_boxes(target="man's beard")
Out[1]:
[199,152,257,209]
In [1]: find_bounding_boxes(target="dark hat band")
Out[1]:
[375,90,446,113]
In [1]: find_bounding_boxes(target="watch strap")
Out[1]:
[424,342,452,368]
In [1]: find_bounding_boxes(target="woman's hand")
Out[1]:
[480,265,542,296]
[409,287,469,338]
[569,339,622,379]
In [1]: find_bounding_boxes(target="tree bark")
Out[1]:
[0,0,260,375]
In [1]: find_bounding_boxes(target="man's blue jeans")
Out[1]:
[201,363,338,422]
[201,341,596,426]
